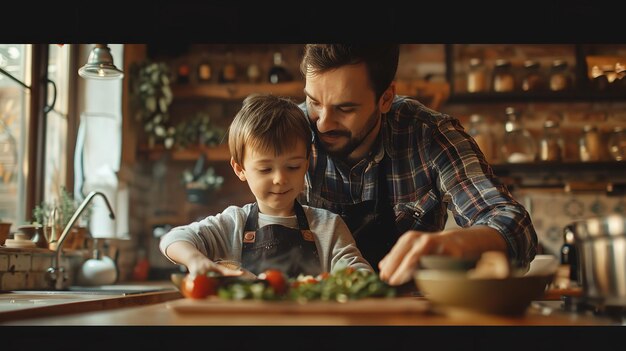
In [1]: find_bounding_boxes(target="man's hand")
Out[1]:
[378,230,465,286]
[378,226,507,286]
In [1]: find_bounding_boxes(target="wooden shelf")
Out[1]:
[138,143,230,162]
[171,81,305,101]
[491,161,626,193]
[491,161,625,176]
[446,90,626,104]
[170,80,450,107]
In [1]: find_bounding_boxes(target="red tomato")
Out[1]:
[181,274,217,299]
[259,269,287,295]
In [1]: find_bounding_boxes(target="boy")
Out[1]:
[159,94,372,278]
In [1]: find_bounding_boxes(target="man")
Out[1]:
[298,44,537,286]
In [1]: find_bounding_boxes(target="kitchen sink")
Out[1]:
[5,284,175,296]
[0,283,181,322]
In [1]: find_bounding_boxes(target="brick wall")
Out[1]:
[0,248,85,290]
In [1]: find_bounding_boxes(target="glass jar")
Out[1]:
[247,63,261,83]
[614,62,626,90]
[608,126,626,161]
[492,59,515,93]
[538,119,564,162]
[468,114,495,162]
[219,51,237,83]
[196,55,212,83]
[501,107,536,163]
[578,124,601,162]
[549,60,572,91]
[521,60,544,92]
[591,65,609,91]
[467,58,488,93]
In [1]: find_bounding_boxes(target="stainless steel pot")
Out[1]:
[570,215,626,306]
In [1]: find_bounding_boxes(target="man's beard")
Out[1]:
[313,107,380,160]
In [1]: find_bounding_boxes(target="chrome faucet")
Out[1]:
[46,191,116,290]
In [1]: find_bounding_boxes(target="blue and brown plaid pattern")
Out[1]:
[299,96,538,268]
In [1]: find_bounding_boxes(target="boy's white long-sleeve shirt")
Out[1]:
[159,203,373,273]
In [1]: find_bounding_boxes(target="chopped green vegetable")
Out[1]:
[215,268,396,302]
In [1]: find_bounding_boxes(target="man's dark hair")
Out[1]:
[300,44,400,100]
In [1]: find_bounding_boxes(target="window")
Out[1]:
[0,44,30,227]
[0,44,74,229]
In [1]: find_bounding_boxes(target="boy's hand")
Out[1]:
[187,254,243,277]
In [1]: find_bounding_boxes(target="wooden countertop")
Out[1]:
[2,295,616,326]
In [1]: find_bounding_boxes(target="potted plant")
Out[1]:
[32,186,91,250]
[182,156,224,204]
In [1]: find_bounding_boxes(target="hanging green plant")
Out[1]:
[130,61,176,149]
[174,112,225,149]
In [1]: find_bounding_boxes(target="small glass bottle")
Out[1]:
[466,58,487,93]
[468,114,495,162]
[268,52,292,84]
[492,59,515,93]
[538,119,564,162]
[549,59,571,91]
[608,126,626,161]
[176,62,190,84]
[247,63,261,83]
[521,60,544,92]
[196,55,212,84]
[219,51,237,84]
[560,224,579,284]
[501,107,536,163]
[579,124,601,162]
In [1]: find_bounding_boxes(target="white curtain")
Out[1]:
[74,44,128,239]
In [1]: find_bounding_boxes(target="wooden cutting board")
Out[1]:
[167,297,432,315]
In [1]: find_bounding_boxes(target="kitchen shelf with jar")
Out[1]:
[137,79,449,162]
[444,44,626,105]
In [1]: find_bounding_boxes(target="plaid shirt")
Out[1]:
[299,96,538,268]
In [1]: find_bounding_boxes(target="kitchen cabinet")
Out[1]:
[444,44,626,104]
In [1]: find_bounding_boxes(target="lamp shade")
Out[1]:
[78,44,124,80]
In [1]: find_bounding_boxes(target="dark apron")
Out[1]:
[310,156,400,271]
[241,201,322,278]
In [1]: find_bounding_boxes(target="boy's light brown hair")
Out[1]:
[228,94,313,167]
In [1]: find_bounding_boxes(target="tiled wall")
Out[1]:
[516,192,625,257]
[444,191,626,259]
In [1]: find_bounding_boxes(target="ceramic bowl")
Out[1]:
[414,270,554,316]
[419,255,477,271]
